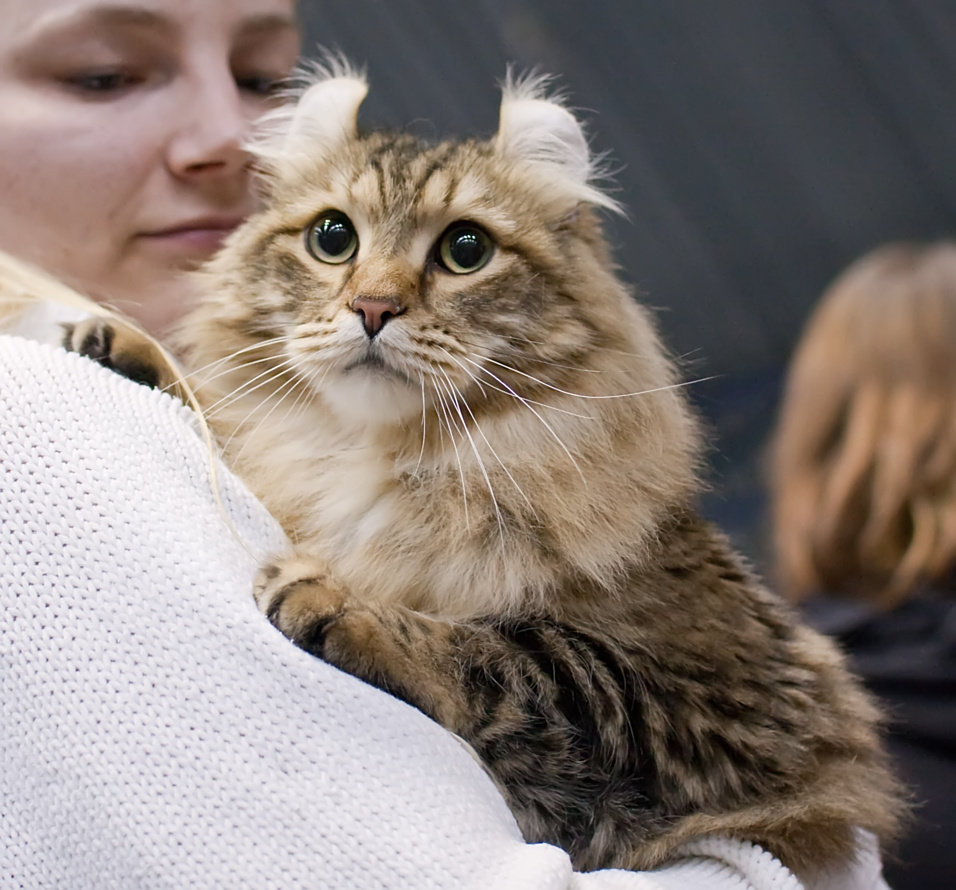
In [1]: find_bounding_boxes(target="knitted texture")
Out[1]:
[0,334,887,890]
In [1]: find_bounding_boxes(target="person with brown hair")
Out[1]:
[768,239,956,889]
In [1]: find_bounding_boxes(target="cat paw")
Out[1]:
[254,555,461,722]
[254,555,349,653]
[63,317,168,390]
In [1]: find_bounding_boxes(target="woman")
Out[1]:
[768,240,956,889]
[0,0,300,333]
[0,3,891,887]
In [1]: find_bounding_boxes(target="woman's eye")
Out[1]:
[235,73,285,96]
[305,211,358,264]
[437,224,494,274]
[63,71,139,94]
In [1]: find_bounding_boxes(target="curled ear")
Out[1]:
[248,56,368,167]
[494,71,620,213]
[287,73,368,148]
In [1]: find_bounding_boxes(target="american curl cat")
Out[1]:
[68,63,903,876]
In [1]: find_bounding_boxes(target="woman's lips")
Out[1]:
[139,218,245,259]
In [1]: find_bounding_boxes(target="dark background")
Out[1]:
[300,1,956,575]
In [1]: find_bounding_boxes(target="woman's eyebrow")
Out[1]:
[24,7,298,48]
[237,13,300,34]
[7,5,176,61]
[25,5,177,42]
[233,12,301,46]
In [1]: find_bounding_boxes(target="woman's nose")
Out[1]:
[166,67,252,179]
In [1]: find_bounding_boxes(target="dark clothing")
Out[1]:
[803,590,956,889]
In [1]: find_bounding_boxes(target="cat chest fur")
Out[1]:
[242,424,588,618]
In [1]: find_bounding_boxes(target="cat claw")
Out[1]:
[63,317,167,390]
[254,556,347,652]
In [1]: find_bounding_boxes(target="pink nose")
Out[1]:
[351,296,404,337]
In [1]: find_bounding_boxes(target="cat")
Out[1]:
[66,61,904,876]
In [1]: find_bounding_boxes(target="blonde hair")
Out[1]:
[769,241,956,606]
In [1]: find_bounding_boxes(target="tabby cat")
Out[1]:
[69,63,903,876]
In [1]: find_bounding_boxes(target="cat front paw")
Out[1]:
[254,555,464,725]
[63,317,169,390]
[254,554,349,654]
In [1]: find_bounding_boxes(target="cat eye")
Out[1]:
[305,211,359,264]
[437,224,494,275]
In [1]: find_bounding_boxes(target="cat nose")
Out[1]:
[351,296,405,338]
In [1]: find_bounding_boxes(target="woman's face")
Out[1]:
[0,0,300,333]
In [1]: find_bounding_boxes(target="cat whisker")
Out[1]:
[184,336,291,392]
[415,371,428,475]
[436,346,587,418]
[435,368,507,540]
[478,336,605,376]
[434,347,489,401]
[461,332,712,384]
[222,368,310,459]
[483,356,712,401]
[431,381,447,451]
[434,363,537,519]
[471,377,592,419]
[431,346,489,401]
[306,357,337,394]
[204,356,299,417]
[459,355,586,486]
[513,355,602,374]
[430,375,470,531]
[269,365,321,441]
[188,352,288,396]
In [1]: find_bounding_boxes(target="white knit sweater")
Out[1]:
[0,333,890,890]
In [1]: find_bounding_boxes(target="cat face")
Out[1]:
[198,64,670,437]
[184,62,701,589]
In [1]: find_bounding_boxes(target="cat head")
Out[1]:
[193,59,690,463]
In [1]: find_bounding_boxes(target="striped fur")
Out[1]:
[72,68,905,876]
